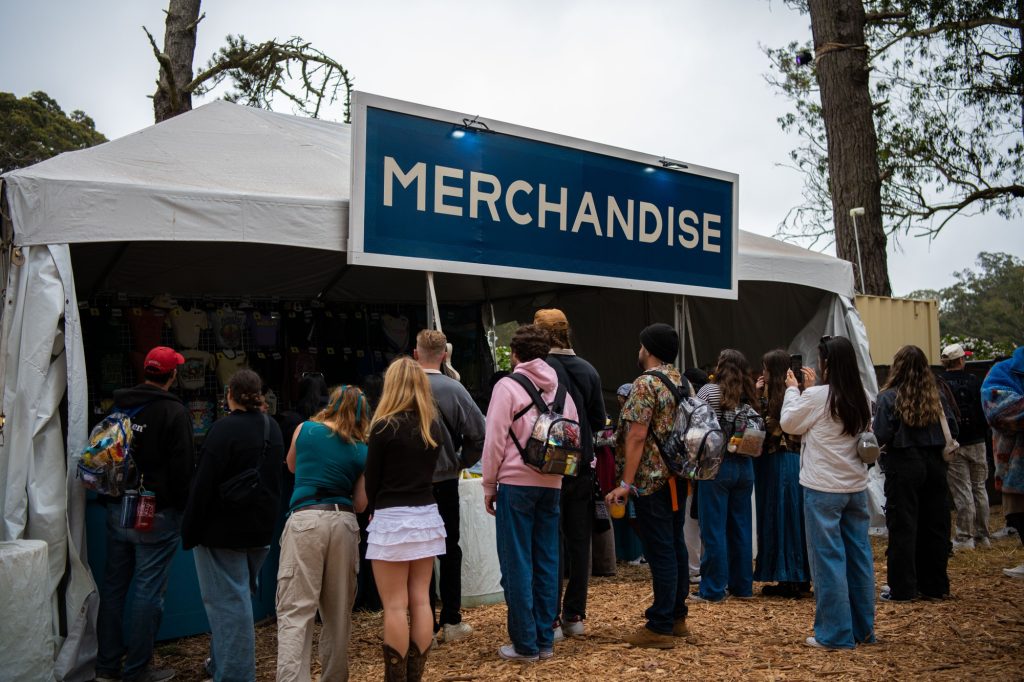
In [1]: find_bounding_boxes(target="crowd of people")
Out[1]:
[91,318,1024,681]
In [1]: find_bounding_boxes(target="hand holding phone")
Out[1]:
[790,354,804,387]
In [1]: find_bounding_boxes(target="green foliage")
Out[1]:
[193,34,354,122]
[494,345,512,372]
[0,91,107,173]
[766,1,1023,242]
[908,251,1023,351]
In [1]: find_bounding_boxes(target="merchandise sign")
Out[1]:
[349,92,738,298]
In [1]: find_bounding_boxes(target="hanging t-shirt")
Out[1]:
[250,311,280,347]
[212,307,248,349]
[179,350,217,391]
[127,308,167,352]
[188,399,215,438]
[170,306,209,349]
[263,388,278,416]
[215,350,248,388]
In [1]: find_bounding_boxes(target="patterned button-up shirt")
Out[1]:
[615,364,683,495]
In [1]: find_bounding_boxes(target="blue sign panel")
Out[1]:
[349,93,738,298]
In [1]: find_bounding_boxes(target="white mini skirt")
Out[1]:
[366,504,447,562]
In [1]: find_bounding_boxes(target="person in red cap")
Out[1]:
[95,346,195,682]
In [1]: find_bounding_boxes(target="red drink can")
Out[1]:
[134,491,156,532]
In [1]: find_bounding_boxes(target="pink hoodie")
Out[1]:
[482,358,579,495]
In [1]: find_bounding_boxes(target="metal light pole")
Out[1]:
[849,207,866,294]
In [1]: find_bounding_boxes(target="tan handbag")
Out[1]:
[939,414,959,463]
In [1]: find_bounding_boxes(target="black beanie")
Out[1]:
[640,323,679,364]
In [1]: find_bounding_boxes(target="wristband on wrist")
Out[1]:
[620,480,639,495]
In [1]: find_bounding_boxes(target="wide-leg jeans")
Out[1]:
[194,545,270,682]
[803,488,875,649]
[698,455,754,600]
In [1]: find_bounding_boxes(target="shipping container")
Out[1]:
[855,295,941,365]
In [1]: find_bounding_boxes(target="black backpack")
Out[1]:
[945,373,979,432]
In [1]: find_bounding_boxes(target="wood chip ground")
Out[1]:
[155,509,1024,681]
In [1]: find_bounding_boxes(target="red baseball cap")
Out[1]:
[144,346,185,374]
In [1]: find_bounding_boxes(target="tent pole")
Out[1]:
[426,272,442,332]
[674,295,685,368]
[315,264,350,301]
[685,298,698,368]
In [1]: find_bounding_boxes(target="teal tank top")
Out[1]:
[289,421,367,512]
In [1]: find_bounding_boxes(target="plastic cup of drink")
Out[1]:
[609,499,626,519]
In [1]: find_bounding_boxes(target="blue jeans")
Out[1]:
[96,504,181,681]
[697,455,754,600]
[803,489,875,649]
[632,482,689,634]
[193,546,270,682]
[495,484,560,656]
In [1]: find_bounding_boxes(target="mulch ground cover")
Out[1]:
[155,509,1024,681]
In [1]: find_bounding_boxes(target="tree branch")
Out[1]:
[143,25,179,108]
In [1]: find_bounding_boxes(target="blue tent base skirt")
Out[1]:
[754,451,811,583]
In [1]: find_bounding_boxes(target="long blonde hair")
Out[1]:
[312,384,370,443]
[370,356,438,448]
[882,345,943,428]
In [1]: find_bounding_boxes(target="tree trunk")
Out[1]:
[153,0,202,123]
[807,0,892,296]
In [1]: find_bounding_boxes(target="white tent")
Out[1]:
[1,100,876,680]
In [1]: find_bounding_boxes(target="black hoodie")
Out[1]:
[110,383,195,511]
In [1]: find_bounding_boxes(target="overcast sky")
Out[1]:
[2,0,1020,294]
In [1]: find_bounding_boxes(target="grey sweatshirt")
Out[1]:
[427,370,487,482]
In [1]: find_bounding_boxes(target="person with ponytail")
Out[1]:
[781,336,874,650]
[275,384,370,682]
[364,356,445,682]
[754,349,810,598]
[872,345,959,601]
[182,369,285,682]
[693,349,758,603]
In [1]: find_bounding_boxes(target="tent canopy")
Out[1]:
[4,100,854,301]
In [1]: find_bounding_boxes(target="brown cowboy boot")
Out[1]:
[383,643,407,682]
[406,640,432,682]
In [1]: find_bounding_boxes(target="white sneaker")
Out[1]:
[992,526,1019,539]
[552,625,564,642]
[952,538,975,552]
[562,618,585,637]
[1003,563,1024,579]
[975,536,992,548]
[439,621,474,643]
[805,636,826,649]
[498,644,538,662]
